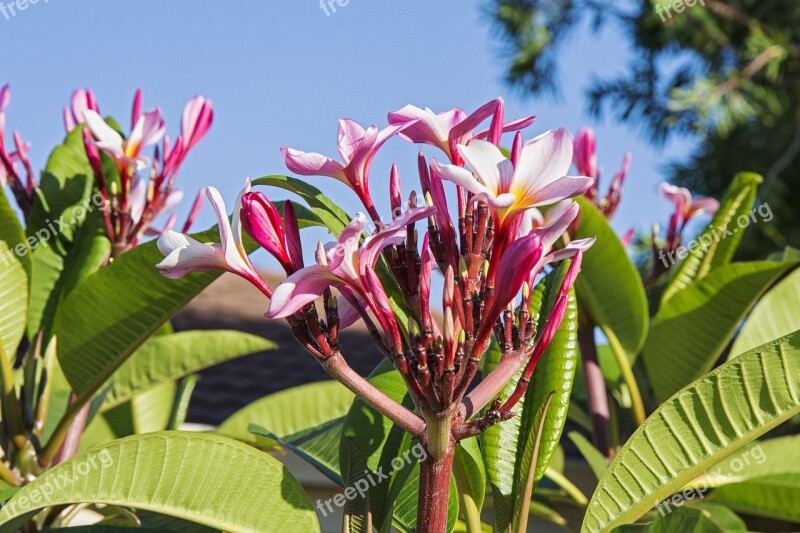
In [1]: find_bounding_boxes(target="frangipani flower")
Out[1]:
[281,119,404,208]
[430,130,593,227]
[84,109,165,171]
[659,182,719,223]
[268,205,436,320]
[388,98,535,164]
[157,185,271,296]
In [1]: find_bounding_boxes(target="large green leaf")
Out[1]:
[0,432,319,532]
[704,435,800,523]
[582,331,800,533]
[0,188,28,272]
[614,504,747,532]
[481,263,578,533]
[0,242,27,356]
[219,380,354,445]
[729,268,800,358]
[644,260,798,401]
[101,330,275,411]
[252,175,351,236]
[661,172,762,304]
[55,226,245,398]
[573,197,648,360]
[453,437,486,530]
[27,127,111,339]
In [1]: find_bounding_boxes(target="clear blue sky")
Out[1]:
[1,0,694,267]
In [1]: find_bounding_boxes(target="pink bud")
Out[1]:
[511,131,523,167]
[240,191,292,270]
[181,95,214,153]
[487,98,504,146]
[131,89,143,131]
[181,187,206,234]
[283,200,304,272]
[390,163,401,216]
[82,129,104,190]
[574,128,597,179]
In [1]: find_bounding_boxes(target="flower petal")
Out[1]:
[267,264,340,319]
[281,146,347,183]
[388,105,449,150]
[328,213,368,283]
[83,110,124,159]
[514,128,575,197]
[337,119,367,163]
[156,231,228,279]
[457,140,515,193]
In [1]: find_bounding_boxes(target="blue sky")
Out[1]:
[1,0,694,267]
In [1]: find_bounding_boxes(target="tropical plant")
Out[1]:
[1,88,798,533]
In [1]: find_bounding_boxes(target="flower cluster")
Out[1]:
[73,89,213,255]
[157,98,594,442]
[0,85,36,217]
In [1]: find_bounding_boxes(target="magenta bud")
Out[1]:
[390,163,401,216]
[487,98,504,146]
[240,191,292,270]
[283,200,304,272]
[511,131,523,167]
[181,187,206,234]
[131,88,143,131]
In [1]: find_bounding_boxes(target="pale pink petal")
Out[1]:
[281,146,347,183]
[156,231,228,279]
[128,109,165,156]
[450,98,500,145]
[430,158,495,199]
[544,237,595,264]
[659,182,692,213]
[514,129,575,195]
[388,105,449,150]
[361,206,437,269]
[528,176,593,208]
[535,200,579,250]
[162,189,185,213]
[337,293,366,329]
[328,213,368,283]
[268,264,340,319]
[83,110,124,159]
[128,178,148,223]
[457,140,515,192]
[337,119,367,163]
[474,115,537,140]
[181,96,213,151]
[688,197,719,218]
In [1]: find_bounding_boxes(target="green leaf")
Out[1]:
[729,268,800,358]
[219,380,354,445]
[342,438,372,533]
[27,127,112,339]
[568,431,608,482]
[0,432,320,533]
[252,175,351,236]
[0,187,28,272]
[703,435,800,523]
[481,265,578,532]
[573,197,648,361]
[644,260,798,401]
[661,172,762,304]
[220,381,355,485]
[0,242,27,356]
[613,504,747,532]
[55,226,241,398]
[339,360,415,530]
[582,331,800,532]
[101,331,275,411]
[130,381,177,434]
[453,437,486,529]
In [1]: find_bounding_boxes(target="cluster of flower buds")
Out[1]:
[73,89,213,255]
[0,85,37,218]
[572,127,631,221]
[157,97,595,446]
